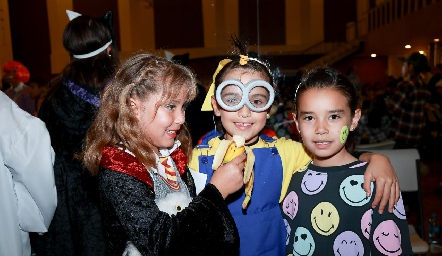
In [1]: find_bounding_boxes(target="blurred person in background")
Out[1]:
[27,75,49,116]
[30,10,120,256]
[2,60,35,115]
[387,52,432,149]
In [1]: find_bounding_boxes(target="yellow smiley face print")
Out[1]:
[311,202,340,236]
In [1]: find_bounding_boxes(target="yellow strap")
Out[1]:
[201,59,232,111]
[239,55,249,65]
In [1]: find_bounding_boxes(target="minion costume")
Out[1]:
[188,57,311,255]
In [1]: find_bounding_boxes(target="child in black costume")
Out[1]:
[32,10,120,256]
[81,53,245,256]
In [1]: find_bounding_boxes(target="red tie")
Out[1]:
[159,156,179,187]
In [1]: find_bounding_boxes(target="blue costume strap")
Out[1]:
[259,133,275,143]
[63,79,100,107]
[199,130,275,146]
[199,129,223,145]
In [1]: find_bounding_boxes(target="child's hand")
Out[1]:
[210,154,246,199]
[363,153,400,214]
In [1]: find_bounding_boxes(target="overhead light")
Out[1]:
[371,54,377,57]
[419,51,424,54]
[405,45,411,49]
[435,39,440,42]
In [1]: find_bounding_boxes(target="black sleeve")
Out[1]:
[99,169,239,256]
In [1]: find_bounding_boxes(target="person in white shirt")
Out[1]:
[0,91,57,256]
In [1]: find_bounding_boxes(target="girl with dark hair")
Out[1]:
[31,10,121,256]
[81,52,244,256]
[282,66,412,255]
[190,37,401,256]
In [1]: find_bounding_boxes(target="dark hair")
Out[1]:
[214,36,274,89]
[46,14,120,99]
[28,75,48,88]
[294,66,361,152]
[81,52,198,175]
[405,52,429,75]
[171,53,190,66]
[211,36,276,135]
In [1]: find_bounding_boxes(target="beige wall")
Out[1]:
[117,0,155,59]
[0,0,13,76]
[129,0,325,57]
[46,0,73,74]
[357,0,370,37]
[285,0,324,51]
[42,0,327,65]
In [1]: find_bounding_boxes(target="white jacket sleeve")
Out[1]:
[0,92,57,232]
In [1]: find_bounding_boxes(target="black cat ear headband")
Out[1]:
[66,10,116,59]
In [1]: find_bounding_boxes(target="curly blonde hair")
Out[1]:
[81,52,198,175]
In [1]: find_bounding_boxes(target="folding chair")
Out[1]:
[370,149,429,255]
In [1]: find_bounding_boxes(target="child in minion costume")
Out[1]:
[188,54,312,256]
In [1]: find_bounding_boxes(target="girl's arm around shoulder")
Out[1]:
[358,152,400,214]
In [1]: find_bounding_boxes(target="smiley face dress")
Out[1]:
[281,161,413,256]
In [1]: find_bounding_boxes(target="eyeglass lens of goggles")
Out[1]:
[219,84,271,109]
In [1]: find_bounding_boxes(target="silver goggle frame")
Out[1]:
[215,79,275,112]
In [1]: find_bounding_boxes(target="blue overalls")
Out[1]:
[197,132,285,256]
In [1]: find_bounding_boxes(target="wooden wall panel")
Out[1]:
[73,0,120,50]
[154,0,204,49]
[324,0,356,42]
[239,0,285,46]
[8,0,50,77]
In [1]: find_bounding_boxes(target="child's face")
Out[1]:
[294,88,361,166]
[1,68,14,82]
[1,69,15,89]
[131,86,187,154]
[28,82,43,99]
[212,69,270,144]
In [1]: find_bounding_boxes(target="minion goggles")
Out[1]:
[215,79,275,112]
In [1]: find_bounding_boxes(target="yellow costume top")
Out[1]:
[189,133,312,202]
